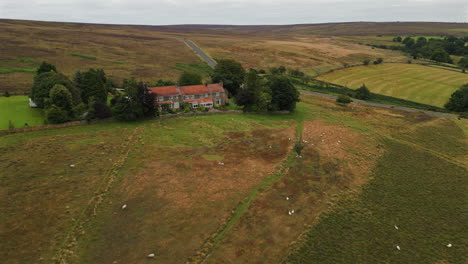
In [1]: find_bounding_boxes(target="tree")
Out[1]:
[268,75,299,111]
[49,84,73,112]
[236,69,271,111]
[373,58,383,65]
[31,72,81,108]
[4,90,10,97]
[445,84,468,112]
[178,71,202,86]
[363,59,370,65]
[36,61,57,75]
[46,105,69,124]
[336,95,352,104]
[278,66,287,75]
[92,101,112,119]
[431,48,453,63]
[458,56,468,69]
[74,69,108,104]
[211,59,245,97]
[112,78,156,121]
[355,84,371,100]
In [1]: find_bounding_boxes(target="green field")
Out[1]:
[0,96,44,129]
[1,94,466,264]
[318,63,468,107]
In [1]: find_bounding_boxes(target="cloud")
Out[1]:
[0,0,466,25]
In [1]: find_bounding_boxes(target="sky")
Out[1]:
[0,0,467,25]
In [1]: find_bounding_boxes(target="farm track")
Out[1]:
[187,118,304,264]
[55,125,146,264]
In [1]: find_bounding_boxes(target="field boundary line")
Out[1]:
[54,125,146,264]
[383,135,467,169]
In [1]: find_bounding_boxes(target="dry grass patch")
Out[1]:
[205,120,383,264]
[74,116,295,264]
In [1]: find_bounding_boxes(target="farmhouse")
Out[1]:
[149,82,227,109]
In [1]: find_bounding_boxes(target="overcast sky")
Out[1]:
[0,0,467,25]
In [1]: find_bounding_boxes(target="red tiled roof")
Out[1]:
[149,83,224,96]
[207,83,224,93]
[183,99,198,103]
[180,85,209,95]
[198,98,213,103]
[149,85,179,96]
[158,101,173,104]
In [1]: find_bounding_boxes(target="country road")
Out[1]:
[300,91,459,118]
[179,38,217,68]
[181,38,459,118]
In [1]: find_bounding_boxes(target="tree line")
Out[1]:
[373,36,468,67]
[29,59,300,124]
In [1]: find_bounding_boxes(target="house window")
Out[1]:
[159,97,163,102]
[216,92,220,96]
[205,94,209,98]
[216,99,221,105]
[192,103,199,108]
[191,95,195,99]
[184,96,189,100]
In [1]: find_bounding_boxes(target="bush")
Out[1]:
[445,84,468,112]
[336,95,352,104]
[93,101,112,119]
[354,84,371,100]
[73,103,88,119]
[8,120,14,130]
[294,141,304,155]
[4,90,10,97]
[363,59,370,65]
[46,105,69,124]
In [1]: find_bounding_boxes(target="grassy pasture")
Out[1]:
[318,63,468,107]
[0,96,44,129]
[0,85,467,264]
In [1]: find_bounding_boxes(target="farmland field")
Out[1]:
[0,96,44,129]
[317,63,468,107]
[1,94,466,264]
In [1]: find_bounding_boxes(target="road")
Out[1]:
[300,91,458,118]
[179,38,217,69]
[180,38,458,118]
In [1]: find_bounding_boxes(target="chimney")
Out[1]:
[204,82,208,87]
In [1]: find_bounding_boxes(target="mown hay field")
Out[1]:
[317,63,468,107]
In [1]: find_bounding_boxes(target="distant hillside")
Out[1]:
[0,19,466,93]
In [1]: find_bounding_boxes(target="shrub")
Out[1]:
[46,105,69,124]
[363,59,370,65]
[73,103,88,119]
[445,84,468,112]
[294,141,304,155]
[93,101,112,119]
[354,84,371,100]
[336,95,352,104]
[407,59,412,64]
[4,90,10,97]
[8,120,14,130]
